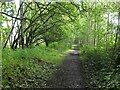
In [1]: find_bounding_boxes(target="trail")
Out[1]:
[47,46,86,88]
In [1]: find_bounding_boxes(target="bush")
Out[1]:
[81,46,120,89]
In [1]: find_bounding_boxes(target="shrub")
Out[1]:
[81,46,120,89]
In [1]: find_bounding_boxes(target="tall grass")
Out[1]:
[2,45,65,88]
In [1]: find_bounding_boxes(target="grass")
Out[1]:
[2,45,66,88]
[3,45,64,64]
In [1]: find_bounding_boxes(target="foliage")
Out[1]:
[81,46,120,89]
[2,45,64,88]
[0,2,78,48]
[49,38,73,52]
[1,1,120,88]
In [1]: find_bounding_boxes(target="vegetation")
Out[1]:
[2,45,65,88]
[81,46,120,89]
[0,0,120,89]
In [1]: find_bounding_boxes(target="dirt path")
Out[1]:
[47,46,86,88]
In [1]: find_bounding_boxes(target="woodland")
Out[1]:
[0,0,120,89]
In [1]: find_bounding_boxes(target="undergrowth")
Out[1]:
[2,45,65,88]
[81,46,120,89]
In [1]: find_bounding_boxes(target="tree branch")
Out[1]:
[0,12,30,20]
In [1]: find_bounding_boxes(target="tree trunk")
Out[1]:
[114,7,120,65]
[44,38,49,47]
[116,8,120,65]
[88,2,92,45]
[93,0,97,47]
[45,41,49,47]
[20,0,24,49]
[106,13,110,50]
